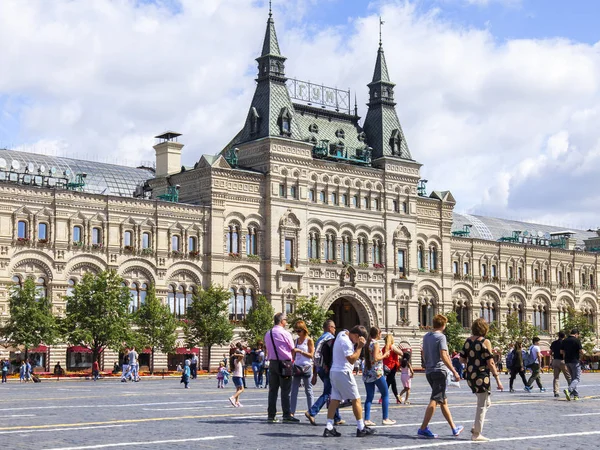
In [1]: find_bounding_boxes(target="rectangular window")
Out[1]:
[309,189,315,202]
[464,262,469,275]
[38,223,48,240]
[363,197,370,209]
[341,194,348,206]
[73,226,82,243]
[142,232,150,249]
[331,193,337,205]
[397,250,405,275]
[188,236,197,252]
[279,184,286,198]
[373,198,379,210]
[320,191,326,203]
[92,228,101,245]
[290,186,297,199]
[452,261,458,274]
[124,231,132,247]
[353,195,359,207]
[171,235,180,252]
[285,238,294,268]
[393,200,399,212]
[17,221,27,239]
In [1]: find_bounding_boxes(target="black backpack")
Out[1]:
[319,335,337,372]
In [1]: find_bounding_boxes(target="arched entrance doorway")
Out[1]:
[330,298,361,331]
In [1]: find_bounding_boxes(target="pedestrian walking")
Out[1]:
[550,331,572,398]
[25,360,31,382]
[190,353,198,379]
[264,359,270,388]
[323,325,376,438]
[128,347,139,382]
[264,313,299,423]
[382,334,403,404]
[507,341,528,392]
[217,361,227,388]
[524,337,546,392]
[417,314,463,439]
[305,320,343,426]
[290,320,314,416]
[460,318,503,442]
[92,360,99,381]
[363,327,395,426]
[229,346,245,407]
[252,342,265,388]
[2,359,8,383]
[398,352,414,404]
[562,329,583,401]
[181,359,190,388]
[19,361,25,383]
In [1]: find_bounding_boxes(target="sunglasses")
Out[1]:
[294,329,304,333]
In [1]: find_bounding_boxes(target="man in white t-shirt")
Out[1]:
[525,337,546,392]
[323,325,375,438]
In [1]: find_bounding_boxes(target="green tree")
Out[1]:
[63,270,132,367]
[184,284,234,370]
[2,277,59,360]
[443,311,465,352]
[133,284,177,374]
[242,295,274,345]
[288,296,333,339]
[487,312,536,354]
[561,308,596,354]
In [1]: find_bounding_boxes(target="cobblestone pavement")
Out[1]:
[2,371,599,449]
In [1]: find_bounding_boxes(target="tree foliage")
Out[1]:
[443,311,465,352]
[63,270,132,364]
[2,277,59,358]
[184,284,234,369]
[288,296,333,339]
[486,312,536,354]
[561,308,596,354]
[133,284,177,373]
[241,295,274,345]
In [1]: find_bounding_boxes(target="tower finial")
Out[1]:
[269,0,272,18]
[354,93,358,116]
[379,16,385,47]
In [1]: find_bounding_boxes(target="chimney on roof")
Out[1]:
[153,131,183,177]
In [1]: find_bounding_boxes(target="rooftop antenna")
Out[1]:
[269,0,272,18]
[379,16,385,47]
[354,93,358,116]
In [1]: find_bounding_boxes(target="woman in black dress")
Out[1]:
[460,318,503,442]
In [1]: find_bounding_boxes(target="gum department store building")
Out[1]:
[1,12,599,371]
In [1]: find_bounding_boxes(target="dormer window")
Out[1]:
[309,123,319,133]
[249,107,260,135]
[390,129,401,155]
[279,107,292,137]
[357,132,366,142]
[335,129,345,139]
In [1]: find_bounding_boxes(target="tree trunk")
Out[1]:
[151,347,155,375]
[24,347,29,362]
[207,346,211,372]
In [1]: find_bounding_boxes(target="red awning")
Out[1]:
[30,345,48,353]
[541,350,550,356]
[175,347,199,355]
[141,348,152,354]
[68,346,102,353]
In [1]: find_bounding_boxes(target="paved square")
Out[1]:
[2,371,599,449]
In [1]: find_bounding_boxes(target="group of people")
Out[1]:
[121,347,140,383]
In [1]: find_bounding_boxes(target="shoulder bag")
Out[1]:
[270,330,294,377]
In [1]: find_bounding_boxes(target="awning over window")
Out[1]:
[175,347,199,355]
[540,350,550,356]
[141,348,152,354]
[68,346,102,354]
[30,345,48,353]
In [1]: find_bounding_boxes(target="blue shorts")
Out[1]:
[232,376,243,387]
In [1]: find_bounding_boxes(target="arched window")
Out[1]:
[331,192,338,205]
[517,267,523,281]
[35,277,47,300]
[543,269,548,283]
[168,284,193,318]
[417,245,424,270]
[532,302,548,331]
[228,287,254,321]
[481,264,487,277]
[418,291,437,328]
[324,233,336,261]
[508,265,514,279]
[188,236,197,253]
[507,298,523,323]
[454,294,471,328]
[356,237,367,264]
[246,227,258,256]
[308,189,315,202]
[353,195,359,207]
[17,220,28,239]
[491,265,497,278]
[124,230,133,247]
[362,196,370,209]
[372,239,383,265]
[429,246,438,271]
[397,249,406,275]
[558,270,563,284]
[341,194,348,206]
[66,279,76,297]
[290,185,297,199]
[73,226,82,243]
[319,191,326,203]
[557,303,569,329]
[226,225,239,255]
[373,198,379,210]
[38,223,48,240]
[308,231,320,260]
[480,301,496,323]
[341,235,352,264]
[402,202,408,213]
[464,262,470,275]
[171,235,180,252]
[129,282,148,313]
[92,227,101,245]
[142,232,151,249]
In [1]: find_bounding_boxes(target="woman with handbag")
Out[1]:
[382,334,404,404]
[363,327,396,426]
[290,320,315,416]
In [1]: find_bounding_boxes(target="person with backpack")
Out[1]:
[305,319,343,425]
[524,337,546,392]
[382,334,404,404]
[507,341,528,392]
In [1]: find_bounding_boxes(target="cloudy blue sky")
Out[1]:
[0,0,599,229]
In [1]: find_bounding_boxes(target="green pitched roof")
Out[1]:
[372,45,390,83]
[261,16,281,57]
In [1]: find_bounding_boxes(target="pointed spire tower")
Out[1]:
[363,34,412,160]
[226,5,300,148]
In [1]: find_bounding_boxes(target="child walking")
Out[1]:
[181,360,191,389]
[217,361,227,388]
[228,349,245,407]
[399,352,414,404]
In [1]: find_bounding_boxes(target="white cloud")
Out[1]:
[0,0,599,228]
